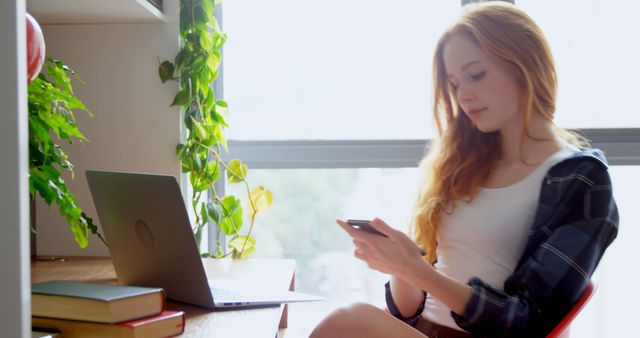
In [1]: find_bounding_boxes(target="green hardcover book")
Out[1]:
[32,280,165,323]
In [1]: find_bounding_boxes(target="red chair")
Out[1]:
[546,281,596,338]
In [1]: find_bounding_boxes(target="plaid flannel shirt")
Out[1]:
[385,148,619,337]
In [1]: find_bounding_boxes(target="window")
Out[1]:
[223,1,459,140]
[219,1,640,336]
[226,168,421,334]
[517,0,640,129]
[569,166,639,337]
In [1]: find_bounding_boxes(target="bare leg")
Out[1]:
[310,302,428,338]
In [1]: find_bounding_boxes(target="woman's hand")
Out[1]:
[337,218,429,281]
[338,218,473,315]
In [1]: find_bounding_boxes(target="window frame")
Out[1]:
[210,129,640,252]
[223,129,640,170]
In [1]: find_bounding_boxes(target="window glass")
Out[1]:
[227,165,637,336]
[224,1,640,140]
[223,1,459,140]
[570,165,638,337]
[518,0,640,129]
[226,168,421,334]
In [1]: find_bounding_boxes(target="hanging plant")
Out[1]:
[158,0,272,258]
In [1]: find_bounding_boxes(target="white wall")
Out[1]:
[34,2,181,256]
[0,0,31,337]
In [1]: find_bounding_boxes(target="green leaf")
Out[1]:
[66,96,87,111]
[220,195,243,234]
[47,62,73,94]
[192,117,208,141]
[158,61,175,83]
[200,202,209,224]
[194,225,204,246]
[205,89,215,107]
[181,157,192,173]
[202,0,215,19]
[198,70,210,94]
[212,31,227,49]
[184,108,195,129]
[213,124,227,150]
[190,72,201,97]
[238,246,255,258]
[82,213,105,245]
[31,170,55,204]
[29,116,52,147]
[179,5,193,35]
[228,235,256,254]
[219,217,234,235]
[207,201,223,224]
[176,143,187,159]
[207,52,221,71]
[174,48,190,69]
[226,159,247,183]
[215,100,228,116]
[206,161,221,183]
[209,15,222,33]
[194,4,208,25]
[171,88,190,107]
[221,195,241,217]
[195,174,212,192]
[248,186,273,216]
[189,157,201,175]
[199,33,213,51]
[216,246,224,258]
[69,219,89,248]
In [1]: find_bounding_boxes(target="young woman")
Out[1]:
[310,2,618,338]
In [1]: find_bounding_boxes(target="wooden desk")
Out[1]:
[31,257,295,338]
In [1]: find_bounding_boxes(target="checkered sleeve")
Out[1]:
[451,160,619,337]
[384,280,426,326]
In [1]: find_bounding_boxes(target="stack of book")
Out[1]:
[31,280,185,338]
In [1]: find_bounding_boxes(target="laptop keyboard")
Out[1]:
[210,287,252,301]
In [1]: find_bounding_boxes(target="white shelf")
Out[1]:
[27,0,166,24]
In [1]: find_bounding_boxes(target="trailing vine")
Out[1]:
[28,57,107,249]
[159,0,272,258]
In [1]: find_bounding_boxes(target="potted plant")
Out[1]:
[158,0,272,258]
[27,12,106,250]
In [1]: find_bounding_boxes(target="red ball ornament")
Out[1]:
[26,12,46,84]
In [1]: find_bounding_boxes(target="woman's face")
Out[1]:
[442,32,523,134]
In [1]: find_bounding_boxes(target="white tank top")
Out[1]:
[422,146,575,330]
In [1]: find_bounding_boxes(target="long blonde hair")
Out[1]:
[411,2,585,264]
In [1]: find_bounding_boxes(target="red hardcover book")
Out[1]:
[32,310,185,338]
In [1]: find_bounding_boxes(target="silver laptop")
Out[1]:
[85,170,322,308]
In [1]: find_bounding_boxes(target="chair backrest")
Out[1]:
[546,281,596,338]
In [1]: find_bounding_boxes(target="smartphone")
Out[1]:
[346,219,388,237]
